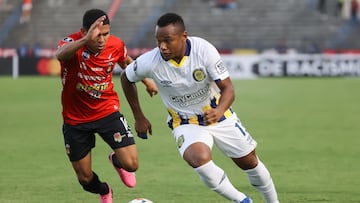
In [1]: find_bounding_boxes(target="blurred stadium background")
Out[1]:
[1,1,360,202]
[1,0,360,77]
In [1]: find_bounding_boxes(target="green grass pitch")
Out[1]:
[0,76,359,203]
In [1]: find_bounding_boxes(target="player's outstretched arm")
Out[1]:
[120,56,158,97]
[121,72,152,138]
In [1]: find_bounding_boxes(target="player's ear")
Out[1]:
[80,27,87,37]
[182,31,188,40]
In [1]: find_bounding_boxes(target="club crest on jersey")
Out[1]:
[113,132,124,143]
[82,50,90,60]
[106,62,114,73]
[177,134,185,148]
[193,69,206,82]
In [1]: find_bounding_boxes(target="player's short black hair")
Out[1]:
[157,13,185,32]
[82,9,110,30]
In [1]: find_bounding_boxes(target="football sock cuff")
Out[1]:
[79,171,109,195]
[111,153,122,168]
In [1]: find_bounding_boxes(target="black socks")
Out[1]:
[79,171,109,195]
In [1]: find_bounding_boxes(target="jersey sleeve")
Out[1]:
[57,36,75,49]
[109,36,128,64]
[124,52,152,82]
[56,33,80,63]
[116,42,128,63]
[202,39,229,82]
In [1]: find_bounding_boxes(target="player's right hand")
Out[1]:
[143,78,158,97]
[86,15,106,41]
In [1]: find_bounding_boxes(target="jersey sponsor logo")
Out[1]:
[91,67,103,71]
[215,60,226,74]
[80,61,87,70]
[169,85,210,107]
[104,58,115,63]
[82,50,90,60]
[76,82,109,98]
[62,68,68,85]
[193,68,206,82]
[77,72,105,81]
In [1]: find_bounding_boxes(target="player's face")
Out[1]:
[155,24,187,62]
[87,24,110,53]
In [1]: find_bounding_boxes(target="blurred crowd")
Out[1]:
[315,0,359,23]
[19,0,32,24]
[0,0,13,10]
[0,0,33,23]
[2,0,360,56]
[204,0,237,10]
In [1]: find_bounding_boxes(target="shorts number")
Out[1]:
[235,122,246,136]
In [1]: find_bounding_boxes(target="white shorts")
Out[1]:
[172,113,257,158]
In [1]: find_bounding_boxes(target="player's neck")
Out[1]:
[86,46,100,56]
[173,56,184,64]
[173,42,187,63]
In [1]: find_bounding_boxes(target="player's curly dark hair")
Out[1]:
[157,13,185,32]
[82,9,110,30]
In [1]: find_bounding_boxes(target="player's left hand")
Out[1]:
[142,78,158,97]
[146,87,158,97]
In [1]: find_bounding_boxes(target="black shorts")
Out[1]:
[62,112,135,162]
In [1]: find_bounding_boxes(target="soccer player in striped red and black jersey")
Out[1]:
[56,9,157,203]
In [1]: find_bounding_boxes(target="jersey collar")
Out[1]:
[184,38,191,56]
[86,46,100,57]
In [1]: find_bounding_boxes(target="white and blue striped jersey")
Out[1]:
[125,37,233,129]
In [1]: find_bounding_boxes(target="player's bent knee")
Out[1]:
[121,160,139,172]
[184,149,212,168]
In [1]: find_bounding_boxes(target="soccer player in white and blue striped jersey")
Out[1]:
[121,13,279,203]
